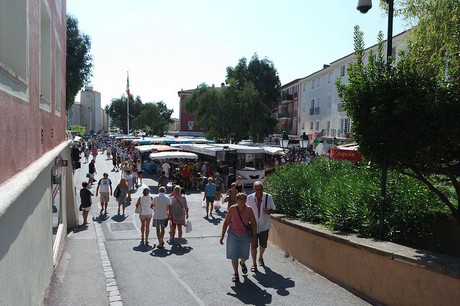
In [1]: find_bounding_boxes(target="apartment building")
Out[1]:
[284,31,408,152]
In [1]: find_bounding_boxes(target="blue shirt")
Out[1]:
[204,183,216,197]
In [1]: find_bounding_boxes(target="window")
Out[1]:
[315,121,320,131]
[340,65,346,77]
[327,121,331,130]
[54,37,62,115]
[40,0,52,111]
[317,78,321,87]
[341,118,351,133]
[311,79,315,89]
[302,82,306,92]
[188,121,194,131]
[328,72,333,83]
[0,0,28,101]
[310,122,314,130]
[326,94,332,108]
[310,99,315,108]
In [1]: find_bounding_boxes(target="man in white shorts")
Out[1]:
[96,173,112,214]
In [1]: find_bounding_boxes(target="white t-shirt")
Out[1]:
[152,193,171,220]
[98,178,112,193]
[139,195,153,216]
[124,174,134,189]
[162,162,171,177]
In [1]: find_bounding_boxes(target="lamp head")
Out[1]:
[357,0,372,14]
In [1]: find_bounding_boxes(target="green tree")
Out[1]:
[226,54,280,141]
[107,95,143,134]
[184,54,280,142]
[68,124,86,136]
[66,15,93,110]
[336,26,460,223]
[132,101,173,136]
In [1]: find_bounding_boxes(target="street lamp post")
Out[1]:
[280,131,289,150]
[299,132,309,149]
[357,0,394,239]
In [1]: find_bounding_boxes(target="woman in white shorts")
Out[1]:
[136,188,154,245]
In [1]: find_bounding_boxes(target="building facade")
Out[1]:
[68,86,107,134]
[178,87,210,137]
[277,79,301,136]
[0,1,78,304]
[284,31,408,153]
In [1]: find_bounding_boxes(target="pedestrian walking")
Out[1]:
[220,192,257,283]
[213,172,225,202]
[136,188,154,245]
[224,182,238,209]
[235,176,245,193]
[246,181,276,272]
[152,186,171,249]
[203,177,216,218]
[114,178,130,215]
[79,181,93,225]
[169,185,189,247]
[96,173,112,215]
[88,158,97,185]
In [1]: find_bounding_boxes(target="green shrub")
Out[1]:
[265,157,450,244]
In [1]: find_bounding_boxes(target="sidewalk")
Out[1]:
[44,155,113,306]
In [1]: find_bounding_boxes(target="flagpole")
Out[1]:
[126,71,130,135]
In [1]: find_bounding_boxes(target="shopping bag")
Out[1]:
[214,200,221,210]
[201,200,206,208]
[185,220,192,233]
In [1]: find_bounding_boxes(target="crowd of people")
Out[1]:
[76,135,278,283]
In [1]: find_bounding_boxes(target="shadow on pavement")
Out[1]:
[149,245,193,257]
[111,214,128,223]
[72,224,89,233]
[203,215,223,225]
[253,266,295,296]
[227,276,272,305]
[93,214,110,223]
[133,242,154,253]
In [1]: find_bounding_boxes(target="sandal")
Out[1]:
[259,258,265,267]
[240,261,248,274]
[251,265,257,272]
[232,273,239,283]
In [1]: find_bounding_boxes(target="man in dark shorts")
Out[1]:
[246,181,276,272]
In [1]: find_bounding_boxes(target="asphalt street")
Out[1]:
[45,152,370,306]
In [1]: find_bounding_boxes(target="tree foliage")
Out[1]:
[132,101,173,136]
[107,95,173,135]
[336,24,460,222]
[66,15,93,110]
[184,54,280,142]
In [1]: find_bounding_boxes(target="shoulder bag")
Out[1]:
[236,207,253,237]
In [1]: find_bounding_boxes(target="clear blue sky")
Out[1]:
[67,0,407,117]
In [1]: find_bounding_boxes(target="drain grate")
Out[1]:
[110,222,136,232]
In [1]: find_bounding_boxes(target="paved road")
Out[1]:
[46,152,370,306]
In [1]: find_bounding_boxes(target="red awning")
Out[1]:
[330,147,362,162]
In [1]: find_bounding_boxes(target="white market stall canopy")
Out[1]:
[149,151,198,160]
[135,145,179,153]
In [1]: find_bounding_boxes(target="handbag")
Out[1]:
[114,186,120,198]
[79,204,83,211]
[185,219,192,233]
[86,173,90,178]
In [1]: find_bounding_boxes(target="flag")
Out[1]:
[126,73,130,97]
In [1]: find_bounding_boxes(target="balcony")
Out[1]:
[337,103,345,112]
[277,111,292,119]
[281,94,293,103]
[337,129,352,138]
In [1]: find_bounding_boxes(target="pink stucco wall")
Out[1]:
[0,0,67,186]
